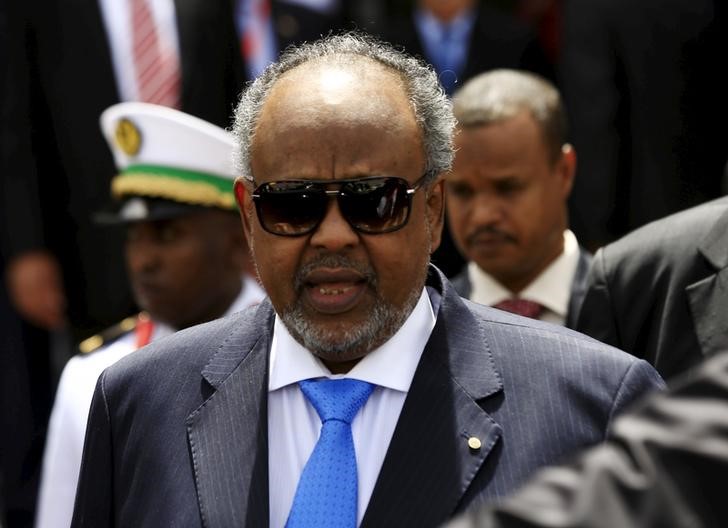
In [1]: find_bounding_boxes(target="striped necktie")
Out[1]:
[131,0,181,108]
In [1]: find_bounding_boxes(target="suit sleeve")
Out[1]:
[574,249,622,350]
[71,372,115,527]
[445,352,728,528]
[605,359,665,430]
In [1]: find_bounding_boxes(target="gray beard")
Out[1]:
[279,254,425,359]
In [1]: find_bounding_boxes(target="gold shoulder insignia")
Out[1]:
[78,314,139,354]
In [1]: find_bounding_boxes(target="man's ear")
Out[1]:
[425,176,446,254]
[234,178,254,245]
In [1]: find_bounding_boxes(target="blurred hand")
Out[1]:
[6,250,67,330]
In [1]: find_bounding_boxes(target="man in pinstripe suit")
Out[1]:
[72,33,664,528]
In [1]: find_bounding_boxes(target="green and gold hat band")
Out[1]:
[111,164,236,210]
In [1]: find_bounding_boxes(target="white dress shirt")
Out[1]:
[469,230,580,325]
[34,275,265,528]
[268,288,436,528]
[98,0,181,101]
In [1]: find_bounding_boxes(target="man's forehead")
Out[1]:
[248,59,425,181]
[283,61,393,98]
[252,60,419,150]
[279,57,401,88]
[260,60,409,119]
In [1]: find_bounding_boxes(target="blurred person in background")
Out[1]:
[0,4,50,527]
[447,70,588,327]
[560,0,728,251]
[1,0,244,350]
[35,102,265,528]
[0,2,243,523]
[379,0,553,279]
[382,0,552,96]
[234,0,385,81]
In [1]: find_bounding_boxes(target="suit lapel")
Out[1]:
[361,270,503,527]
[186,302,275,528]
[687,207,728,358]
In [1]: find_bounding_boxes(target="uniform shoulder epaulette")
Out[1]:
[78,314,140,354]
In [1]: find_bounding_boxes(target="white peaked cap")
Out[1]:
[99,102,238,210]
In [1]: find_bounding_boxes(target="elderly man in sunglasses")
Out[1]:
[72,33,664,528]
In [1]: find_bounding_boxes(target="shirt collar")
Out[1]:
[268,288,436,393]
[469,230,580,316]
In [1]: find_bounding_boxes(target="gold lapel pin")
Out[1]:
[467,437,482,450]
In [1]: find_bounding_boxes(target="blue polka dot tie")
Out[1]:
[285,378,375,528]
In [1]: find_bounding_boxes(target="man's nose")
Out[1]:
[126,238,162,273]
[308,197,360,252]
[468,193,504,226]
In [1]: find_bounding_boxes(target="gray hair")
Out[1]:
[232,32,455,184]
[452,69,568,164]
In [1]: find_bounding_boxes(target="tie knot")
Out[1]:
[493,298,543,319]
[299,378,374,425]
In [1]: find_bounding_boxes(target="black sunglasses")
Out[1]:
[251,175,429,236]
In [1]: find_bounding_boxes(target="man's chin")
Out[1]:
[283,315,379,359]
[281,283,423,364]
[473,258,519,277]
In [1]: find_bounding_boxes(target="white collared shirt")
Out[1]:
[98,0,181,101]
[469,230,580,325]
[268,288,436,528]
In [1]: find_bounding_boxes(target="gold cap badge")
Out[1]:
[114,118,142,156]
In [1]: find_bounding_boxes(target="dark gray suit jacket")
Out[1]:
[450,249,592,329]
[71,267,663,527]
[576,196,728,380]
